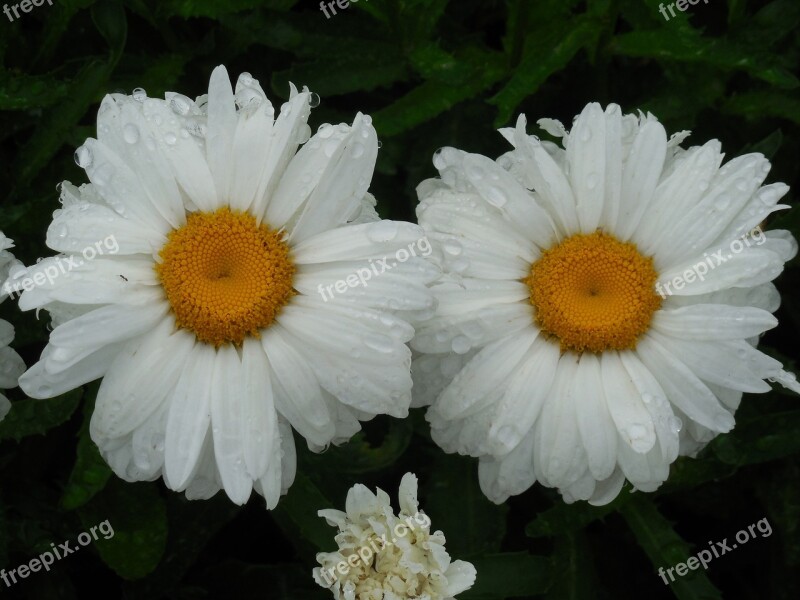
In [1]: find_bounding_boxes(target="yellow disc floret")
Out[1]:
[156,207,295,347]
[526,231,661,354]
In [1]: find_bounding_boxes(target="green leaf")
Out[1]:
[739,128,783,159]
[546,533,597,600]
[159,0,297,18]
[728,0,748,25]
[0,390,82,442]
[78,479,168,580]
[0,70,69,110]
[61,394,112,511]
[526,487,631,538]
[612,28,799,89]
[272,49,406,97]
[620,495,722,600]
[12,59,112,193]
[303,418,413,475]
[658,455,738,494]
[723,91,800,126]
[91,0,127,62]
[272,472,336,552]
[460,552,552,599]
[709,411,800,466]
[748,0,800,45]
[425,454,508,556]
[490,17,600,126]
[373,48,507,136]
[123,494,242,599]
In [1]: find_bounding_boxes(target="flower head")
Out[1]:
[14,66,435,507]
[413,103,799,505]
[0,232,25,421]
[313,473,476,599]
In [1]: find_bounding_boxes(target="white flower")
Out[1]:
[413,103,800,506]
[0,232,25,421]
[313,473,476,600]
[14,66,435,507]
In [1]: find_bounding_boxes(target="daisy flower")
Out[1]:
[313,473,476,599]
[14,66,435,507]
[0,232,25,421]
[412,103,799,506]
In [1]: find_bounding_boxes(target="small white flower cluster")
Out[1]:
[313,474,476,600]
[0,232,25,421]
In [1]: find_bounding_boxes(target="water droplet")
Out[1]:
[296,124,312,144]
[364,333,395,354]
[451,336,471,354]
[714,413,733,432]
[443,239,463,256]
[669,416,683,433]
[169,94,193,116]
[469,165,485,180]
[132,87,147,102]
[432,148,447,170]
[123,123,140,144]
[367,221,399,242]
[324,138,340,157]
[308,92,321,108]
[627,423,650,452]
[164,132,177,145]
[236,87,264,111]
[485,186,508,208]
[586,173,599,190]
[451,258,469,273]
[713,195,730,210]
[74,145,93,168]
[351,142,365,158]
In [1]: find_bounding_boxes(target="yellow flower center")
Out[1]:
[526,231,661,353]
[156,207,295,347]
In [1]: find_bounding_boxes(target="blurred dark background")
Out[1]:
[0,0,798,598]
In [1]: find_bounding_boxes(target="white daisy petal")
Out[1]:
[576,353,618,479]
[615,120,667,240]
[205,65,237,205]
[416,102,796,507]
[601,352,656,454]
[164,344,216,491]
[288,113,377,242]
[261,325,336,447]
[637,335,735,432]
[20,67,430,510]
[91,319,192,441]
[566,102,607,232]
[211,345,253,505]
[253,86,312,221]
[652,304,777,340]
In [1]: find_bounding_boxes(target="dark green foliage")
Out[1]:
[0,0,798,598]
